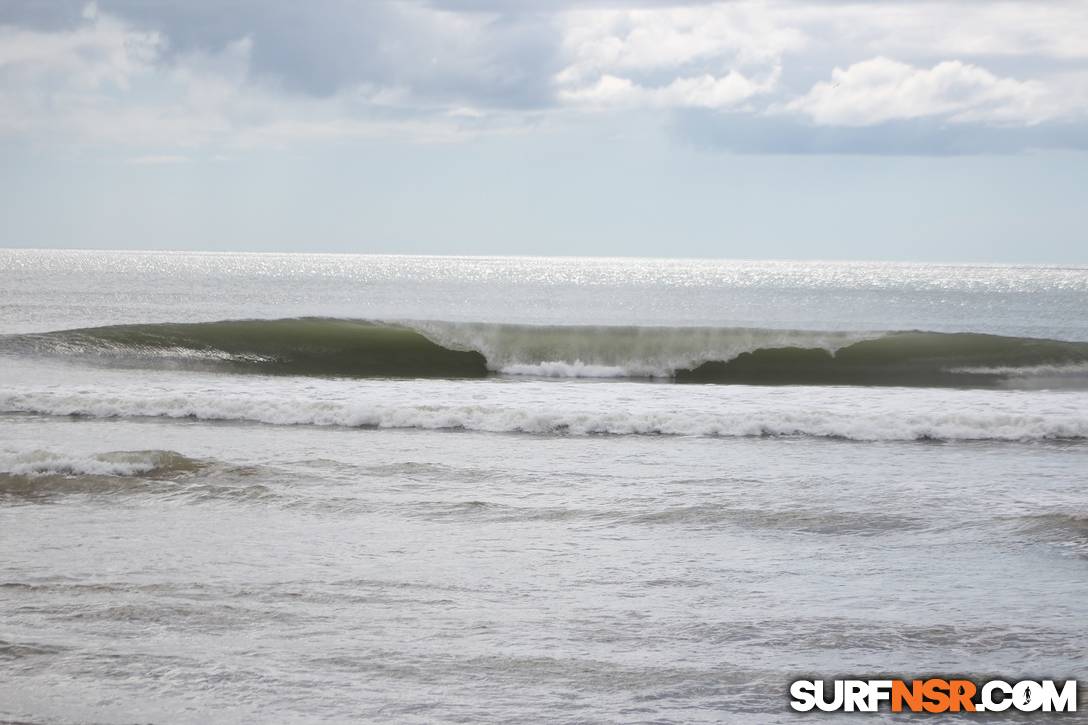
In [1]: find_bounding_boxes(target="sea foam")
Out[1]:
[2,384,1085,442]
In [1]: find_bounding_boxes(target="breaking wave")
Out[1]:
[1,389,1085,442]
[0,450,276,504]
[0,449,204,501]
[3,317,1088,387]
[0,449,204,478]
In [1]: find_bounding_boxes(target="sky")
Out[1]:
[1,0,1086,262]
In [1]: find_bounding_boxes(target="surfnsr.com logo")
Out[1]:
[790,678,1078,713]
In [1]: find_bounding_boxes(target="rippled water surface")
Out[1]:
[3,249,1087,337]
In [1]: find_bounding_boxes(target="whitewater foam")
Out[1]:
[497,361,635,378]
[2,383,1085,442]
[949,363,1088,377]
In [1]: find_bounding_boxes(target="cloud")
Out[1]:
[553,4,796,109]
[555,4,805,82]
[51,0,564,107]
[812,1,1088,61]
[0,1,1086,155]
[0,4,530,150]
[0,4,159,90]
[559,69,778,109]
[784,57,1067,127]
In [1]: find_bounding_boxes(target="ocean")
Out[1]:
[1,249,1086,722]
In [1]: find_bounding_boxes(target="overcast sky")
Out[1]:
[1,1,1086,262]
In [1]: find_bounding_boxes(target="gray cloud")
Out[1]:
[1,0,564,106]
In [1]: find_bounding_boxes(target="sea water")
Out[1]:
[1,249,1086,722]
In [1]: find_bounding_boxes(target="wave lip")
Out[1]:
[413,321,878,379]
[3,317,1088,388]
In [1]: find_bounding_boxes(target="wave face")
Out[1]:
[3,319,488,378]
[4,318,1088,387]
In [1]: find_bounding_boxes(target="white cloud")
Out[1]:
[554,4,793,111]
[560,69,779,110]
[785,57,1078,126]
[557,4,805,82]
[551,1,1088,120]
[554,2,799,110]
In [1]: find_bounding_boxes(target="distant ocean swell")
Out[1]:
[4,317,1088,387]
